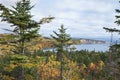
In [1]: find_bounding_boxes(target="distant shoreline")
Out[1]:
[72,38,106,44]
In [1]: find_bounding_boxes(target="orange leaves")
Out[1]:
[39,62,60,80]
[78,61,105,79]
[38,55,81,80]
[89,60,104,71]
[0,51,106,80]
[38,55,60,79]
[80,64,87,71]
[89,62,96,70]
[63,60,80,80]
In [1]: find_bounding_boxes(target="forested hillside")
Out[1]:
[0,0,120,80]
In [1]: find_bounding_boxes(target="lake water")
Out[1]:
[71,43,110,52]
[44,43,110,52]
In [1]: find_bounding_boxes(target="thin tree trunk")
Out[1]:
[20,28,25,55]
[60,59,63,80]
[18,33,25,80]
[109,32,113,62]
[60,53,63,80]
[110,32,113,46]
[21,41,25,54]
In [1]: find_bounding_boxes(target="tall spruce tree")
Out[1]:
[0,0,54,54]
[103,1,120,79]
[51,25,71,80]
[103,27,119,45]
[51,25,71,60]
[0,0,54,80]
[103,1,120,44]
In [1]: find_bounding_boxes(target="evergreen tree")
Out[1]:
[51,25,71,80]
[103,1,120,79]
[0,0,54,80]
[51,25,71,60]
[103,27,119,45]
[0,0,54,54]
[103,1,120,44]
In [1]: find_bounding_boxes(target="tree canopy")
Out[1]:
[0,0,54,54]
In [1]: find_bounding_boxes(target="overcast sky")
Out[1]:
[0,0,120,39]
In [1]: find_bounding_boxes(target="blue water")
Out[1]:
[71,43,110,52]
[43,43,110,52]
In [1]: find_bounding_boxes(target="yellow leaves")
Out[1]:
[89,62,96,70]
[38,61,60,80]
[89,60,104,70]
[98,60,104,70]
[10,64,17,69]
[48,54,56,61]
[3,67,12,72]
[0,73,14,80]
[28,43,42,52]
[3,55,44,74]
[82,78,85,80]
[82,64,87,68]
[80,64,87,71]
[98,60,104,66]
[26,37,54,53]
[0,44,15,55]
[61,57,80,80]
[48,61,60,67]
[3,64,17,72]
[70,61,77,67]
[77,61,105,79]
[22,63,35,69]
[88,60,105,73]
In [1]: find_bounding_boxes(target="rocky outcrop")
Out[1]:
[79,38,105,44]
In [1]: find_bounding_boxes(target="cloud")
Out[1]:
[55,0,115,13]
[0,0,119,39]
[0,0,39,7]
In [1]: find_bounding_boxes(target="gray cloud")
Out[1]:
[0,0,119,38]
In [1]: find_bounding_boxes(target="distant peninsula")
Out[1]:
[72,38,106,44]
